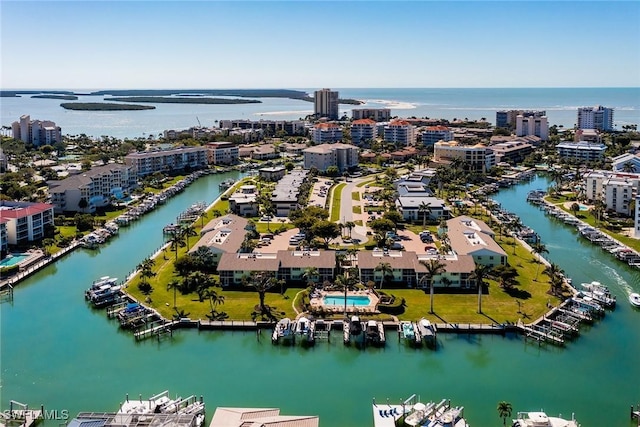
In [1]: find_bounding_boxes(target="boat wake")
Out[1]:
[588,257,635,295]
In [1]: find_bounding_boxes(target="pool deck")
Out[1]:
[309,290,380,313]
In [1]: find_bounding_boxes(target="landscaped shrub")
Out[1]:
[0,264,19,276]
[377,294,405,315]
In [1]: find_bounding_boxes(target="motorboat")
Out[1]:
[579,281,616,308]
[364,320,385,346]
[85,276,118,299]
[117,390,206,426]
[417,318,437,346]
[271,318,294,344]
[295,316,315,344]
[400,321,421,345]
[629,293,640,308]
[88,282,122,307]
[512,411,579,427]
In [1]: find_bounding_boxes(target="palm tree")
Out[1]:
[172,307,190,321]
[167,230,186,261]
[181,224,197,251]
[419,259,446,313]
[167,279,180,308]
[344,221,356,239]
[374,262,393,290]
[204,288,225,315]
[497,401,513,426]
[137,257,156,285]
[246,271,279,320]
[333,273,351,315]
[418,201,432,227]
[531,242,549,280]
[302,266,319,287]
[470,264,491,313]
[543,262,565,296]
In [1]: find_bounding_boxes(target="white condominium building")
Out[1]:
[303,143,359,172]
[383,120,416,146]
[577,106,614,131]
[0,201,55,246]
[49,164,137,213]
[350,119,378,144]
[124,147,207,177]
[556,142,606,162]
[11,115,62,146]
[311,123,343,143]
[584,171,640,215]
[433,141,495,172]
[205,141,239,165]
[516,115,548,141]
[421,126,454,146]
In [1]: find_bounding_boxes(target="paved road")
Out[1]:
[336,177,372,244]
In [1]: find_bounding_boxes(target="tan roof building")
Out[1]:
[447,216,506,267]
[210,407,319,427]
[189,215,249,267]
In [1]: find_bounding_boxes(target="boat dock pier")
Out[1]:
[631,404,640,426]
[2,401,43,427]
[134,320,176,340]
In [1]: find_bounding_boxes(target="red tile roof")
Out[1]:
[0,202,54,219]
[352,119,376,125]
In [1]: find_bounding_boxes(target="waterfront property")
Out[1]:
[302,143,359,173]
[210,407,319,427]
[446,216,507,267]
[11,114,61,146]
[189,215,248,268]
[124,146,208,177]
[309,289,379,314]
[0,201,54,255]
[205,141,239,165]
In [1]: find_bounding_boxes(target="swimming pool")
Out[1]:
[0,253,29,268]
[579,204,589,211]
[323,295,371,306]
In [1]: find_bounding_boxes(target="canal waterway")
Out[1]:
[1,173,639,426]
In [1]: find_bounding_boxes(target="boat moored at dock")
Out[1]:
[578,281,616,308]
[372,394,468,427]
[364,320,386,347]
[295,316,315,344]
[512,411,579,427]
[272,318,295,344]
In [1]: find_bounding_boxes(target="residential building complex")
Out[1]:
[258,166,287,181]
[228,185,259,217]
[205,142,239,165]
[584,171,640,215]
[271,170,308,217]
[421,126,454,146]
[351,108,391,122]
[515,115,549,141]
[433,141,495,172]
[612,153,640,173]
[314,88,339,120]
[0,201,54,247]
[556,142,606,162]
[218,119,307,136]
[447,216,507,267]
[350,119,378,144]
[124,147,207,177]
[48,164,137,213]
[189,215,249,268]
[496,110,546,129]
[303,143,358,172]
[489,140,534,164]
[11,115,62,146]
[577,106,614,131]
[383,120,416,146]
[311,123,343,143]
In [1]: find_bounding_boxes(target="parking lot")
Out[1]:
[308,179,333,209]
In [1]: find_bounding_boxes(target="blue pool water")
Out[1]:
[323,295,371,306]
[579,204,589,211]
[0,253,29,267]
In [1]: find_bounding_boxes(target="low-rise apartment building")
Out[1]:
[228,185,259,217]
[556,142,606,162]
[447,216,506,267]
[0,201,54,246]
[421,126,454,146]
[303,143,358,172]
[434,141,495,172]
[259,166,287,181]
[489,140,534,164]
[206,142,239,165]
[352,108,391,122]
[48,164,137,213]
[271,170,308,217]
[125,147,207,177]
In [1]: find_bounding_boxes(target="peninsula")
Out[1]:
[108,96,261,105]
[32,94,78,100]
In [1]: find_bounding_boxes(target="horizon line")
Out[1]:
[2,86,639,91]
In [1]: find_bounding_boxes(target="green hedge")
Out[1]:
[0,264,19,276]
[376,293,405,315]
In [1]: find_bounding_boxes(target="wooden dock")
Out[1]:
[3,401,42,427]
[434,323,509,334]
[134,320,176,340]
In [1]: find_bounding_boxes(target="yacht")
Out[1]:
[629,292,640,308]
[512,411,579,427]
[344,315,363,344]
[417,318,437,347]
[85,276,118,299]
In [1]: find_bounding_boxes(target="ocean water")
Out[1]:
[1,88,638,139]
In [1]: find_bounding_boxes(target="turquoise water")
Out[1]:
[0,253,28,267]
[579,204,589,211]
[1,88,638,138]
[323,295,371,306]
[1,173,639,426]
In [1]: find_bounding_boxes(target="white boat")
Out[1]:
[417,318,437,346]
[117,390,205,426]
[579,281,616,308]
[364,320,385,346]
[272,318,294,344]
[85,276,118,299]
[295,316,315,343]
[512,411,579,427]
[399,321,421,345]
[629,293,640,308]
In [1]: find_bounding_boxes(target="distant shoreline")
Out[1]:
[108,96,261,105]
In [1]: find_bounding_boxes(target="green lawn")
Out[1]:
[255,222,294,234]
[352,206,361,214]
[356,179,376,188]
[329,183,346,222]
[351,192,360,201]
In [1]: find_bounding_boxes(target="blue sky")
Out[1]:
[1,1,639,89]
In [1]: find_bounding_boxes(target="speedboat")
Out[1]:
[400,321,421,345]
[417,318,437,346]
[512,411,579,427]
[629,293,640,308]
[271,318,294,344]
[85,276,118,299]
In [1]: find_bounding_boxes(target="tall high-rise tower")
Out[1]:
[314,88,339,120]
